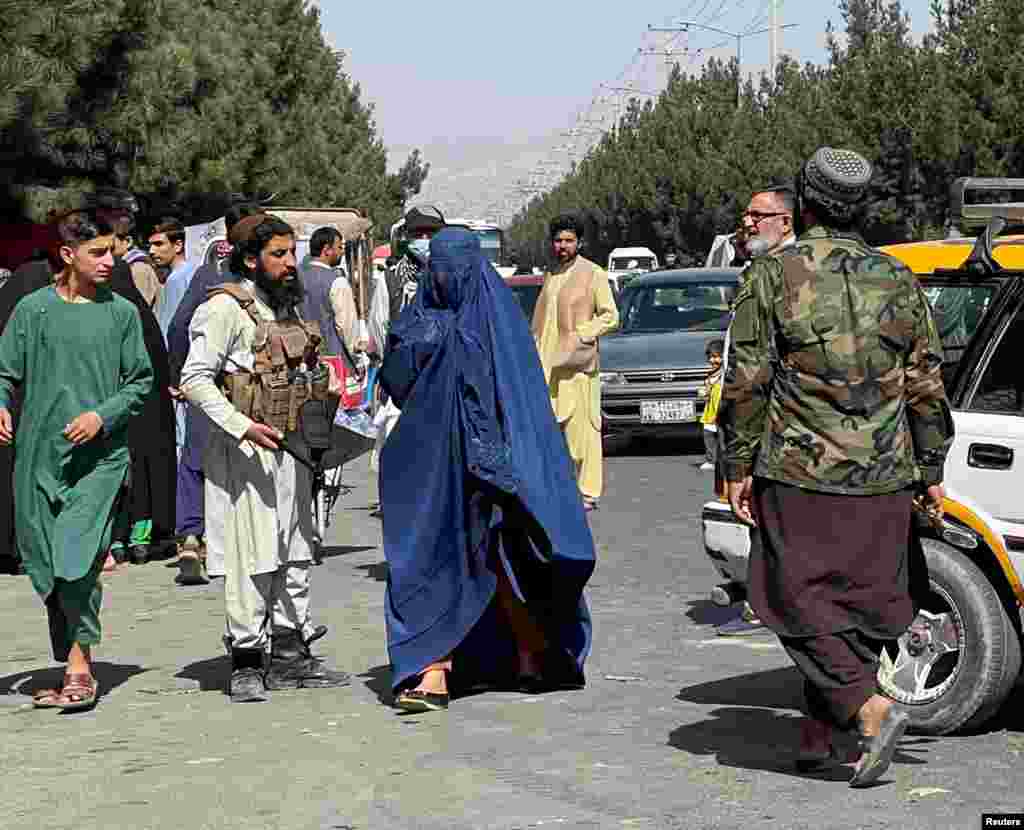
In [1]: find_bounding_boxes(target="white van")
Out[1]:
[607,246,658,290]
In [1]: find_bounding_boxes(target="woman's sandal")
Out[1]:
[848,705,909,788]
[395,669,449,713]
[55,674,98,712]
[395,688,449,712]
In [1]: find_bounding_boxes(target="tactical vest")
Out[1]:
[208,283,332,433]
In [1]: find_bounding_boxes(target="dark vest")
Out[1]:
[300,262,345,358]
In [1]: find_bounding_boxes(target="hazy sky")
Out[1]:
[319,0,937,157]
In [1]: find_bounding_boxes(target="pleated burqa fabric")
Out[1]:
[380,228,596,692]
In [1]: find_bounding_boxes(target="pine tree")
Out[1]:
[0,0,426,230]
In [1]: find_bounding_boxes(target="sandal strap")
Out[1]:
[60,674,96,698]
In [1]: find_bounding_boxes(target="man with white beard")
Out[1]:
[713,185,796,637]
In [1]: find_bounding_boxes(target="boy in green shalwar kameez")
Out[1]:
[0,212,153,711]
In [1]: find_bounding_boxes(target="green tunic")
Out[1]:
[0,285,153,598]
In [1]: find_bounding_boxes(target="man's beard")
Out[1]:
[745,233,783,257]
[251,262,304,311]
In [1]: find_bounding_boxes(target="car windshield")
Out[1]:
[611,256,655,271]
[620,282,736,333]
[921,284,997,383]
[509,284,542,321]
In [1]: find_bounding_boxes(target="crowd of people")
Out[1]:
[0,144,953,790]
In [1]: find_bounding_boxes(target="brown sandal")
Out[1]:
[56,674,98,711]
[32,685,64,708]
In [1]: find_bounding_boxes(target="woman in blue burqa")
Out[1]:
[379,227,596,713]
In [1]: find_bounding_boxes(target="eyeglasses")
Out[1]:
[742,211,789,225]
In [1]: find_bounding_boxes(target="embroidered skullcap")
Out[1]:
[799,147,873,223]
[227,213,269,245]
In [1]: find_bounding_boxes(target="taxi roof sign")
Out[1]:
[952,177,1024,229]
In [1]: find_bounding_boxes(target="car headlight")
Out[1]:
[600,372,627,386]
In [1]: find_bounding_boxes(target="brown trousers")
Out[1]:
[779,630,885,729]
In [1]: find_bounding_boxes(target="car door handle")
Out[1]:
[967,443,1014,470]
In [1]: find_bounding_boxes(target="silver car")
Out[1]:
[600,268,740,452]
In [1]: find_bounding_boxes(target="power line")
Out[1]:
[649,17,797,105]
[503,3,756,222]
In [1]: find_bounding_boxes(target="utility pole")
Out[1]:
[649,19,797,107]
[769,0,778,84]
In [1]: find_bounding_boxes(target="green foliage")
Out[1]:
[508,0,1023,266]
[0,0,425,229]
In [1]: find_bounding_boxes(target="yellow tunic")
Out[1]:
[532,256,619,499]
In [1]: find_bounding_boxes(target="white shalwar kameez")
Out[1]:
[181,280,316,650]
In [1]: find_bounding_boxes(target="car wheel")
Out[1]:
[959,600,1022,733]
[876,538,1022,735]
[602,433,632,455]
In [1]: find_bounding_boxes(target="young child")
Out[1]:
[698,339,725,472]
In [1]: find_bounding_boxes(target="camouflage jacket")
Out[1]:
[720,226,954,495]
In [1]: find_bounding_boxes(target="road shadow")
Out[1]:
[677,666,805,711]
[667,705,926,784]
[355,562,388,582]
[0,660,148,700]
[361,664,392,706]
[317,545,376,561]
[176,656,228,693]
[685,599,740,628]
[611,435,705,459]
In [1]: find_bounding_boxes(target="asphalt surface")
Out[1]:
[1,438,1022,830]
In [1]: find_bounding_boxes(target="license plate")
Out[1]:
[640,400,695,423]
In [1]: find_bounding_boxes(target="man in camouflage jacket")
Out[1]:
[720,147,954,788]
[722,229,952,495]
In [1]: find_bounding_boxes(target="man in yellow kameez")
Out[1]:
[531,214,619,510]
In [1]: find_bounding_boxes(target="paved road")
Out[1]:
[1,439,1022,830]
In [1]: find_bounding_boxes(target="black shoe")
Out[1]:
[228,647,268,702]
[266,629,351,690]
[395,689,449,712]
[229,667,268,702]
[129,544,149,565]
[0,555,22,575]
[176,552,209,586]
[849,706,909,788]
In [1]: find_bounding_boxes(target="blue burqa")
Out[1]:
[380,228,596,693]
